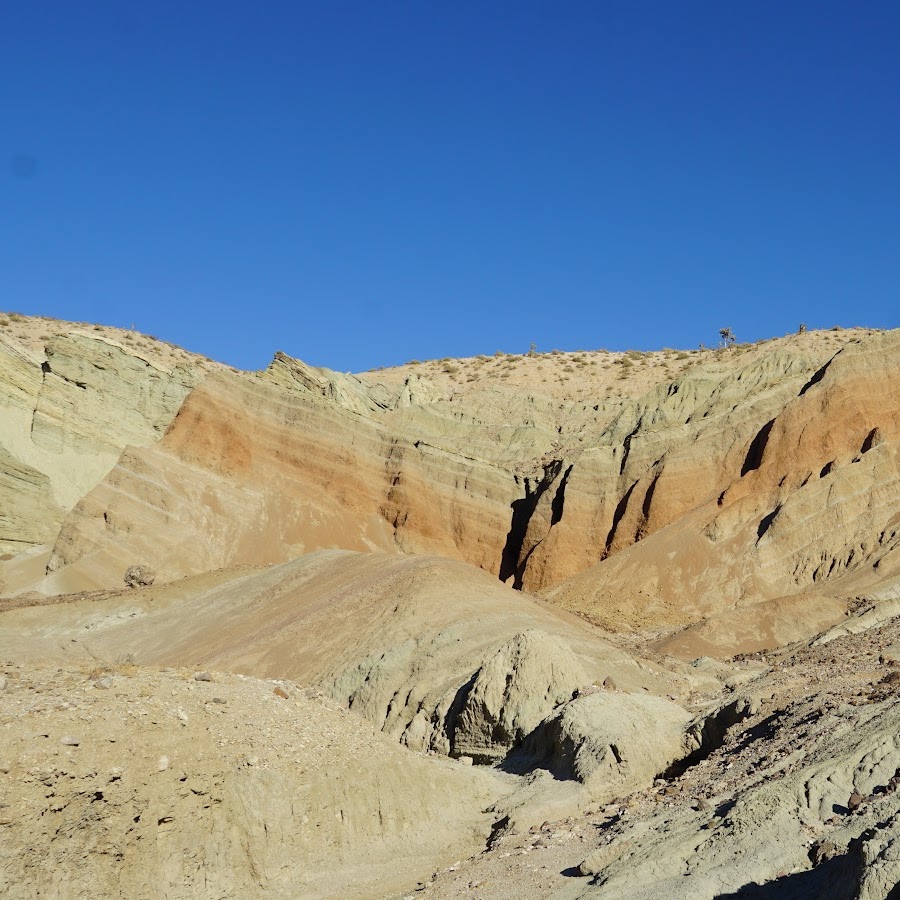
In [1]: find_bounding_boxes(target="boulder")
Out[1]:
[452,630,588,761]
[124,565,155,588]
[516,692,692,798]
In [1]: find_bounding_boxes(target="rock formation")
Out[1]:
[0,329,199,555]
[4,315,900,897]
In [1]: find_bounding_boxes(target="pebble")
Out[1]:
[273,686,289,699]
[194,672,212,682]
[94,677,112,690]
[158,756,169,772]
[60,736,80,746]
[0,675,7,691]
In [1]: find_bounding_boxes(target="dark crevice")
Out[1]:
[499,461,562,589]
[861,427,882,454]
[741,419,775,476]
[663,699,756,779]
[445,670,479,757]
[641,471,660,519]
[618,417,643,475]
[716,844,862,898]
[550,465,573,526]
[799,358,833,396]
[757,504,782,541]
[604,480,638,556]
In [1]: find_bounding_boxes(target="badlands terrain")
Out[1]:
[2,313,900,898]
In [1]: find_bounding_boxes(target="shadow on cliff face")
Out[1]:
[716,847,862,899]
[499,461,566,589]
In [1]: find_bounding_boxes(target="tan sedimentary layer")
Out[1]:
[0,331,198,554]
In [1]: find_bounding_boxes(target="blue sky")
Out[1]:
[2,2,899,371]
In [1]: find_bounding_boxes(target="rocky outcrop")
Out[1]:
[0,332,198,553]
[546,332,900,644]
[510,348,833,592]
[517,692,693,798]
[574,699,900,899]
[452,631,587,761]
[856,810,900,900]
[0,444,61,553]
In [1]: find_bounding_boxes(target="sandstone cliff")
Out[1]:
[0,327,200,555]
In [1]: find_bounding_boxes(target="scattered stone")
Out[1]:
[157,756,169,772]
[457,756,473,766]
[813,839,837,865]
[848,792,864,811]
[194,672,212,682]
[60,736,80,747]
[273,686,289,699]
[124,565,155,588]
[602,676,618,691]
[579,840,630,875]
[93,676,112,690]
[0,675,7,691]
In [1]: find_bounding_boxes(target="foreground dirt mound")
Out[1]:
[0,663,508,900]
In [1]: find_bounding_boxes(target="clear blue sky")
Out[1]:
[2,2,899,371]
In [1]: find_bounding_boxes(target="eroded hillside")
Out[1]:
[3,314,900,899]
